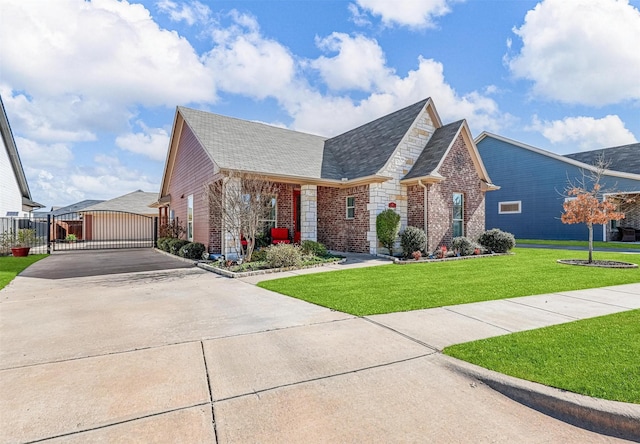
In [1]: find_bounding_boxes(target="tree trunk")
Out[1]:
[588,223,593,263]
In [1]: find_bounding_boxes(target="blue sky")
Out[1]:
[1,0,639,207]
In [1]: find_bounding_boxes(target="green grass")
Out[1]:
[518,239,640,250]
[444,310,640,404]
[0,255,47,290]
[258,248,640,315]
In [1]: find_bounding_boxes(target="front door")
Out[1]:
[293,190,301,243]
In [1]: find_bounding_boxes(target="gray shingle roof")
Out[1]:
[403,120,464,180]
[81,191,157,215]
[33,200,105,218]
[322,99,430,180]
[564,143,640,175]
[179,107,327,179]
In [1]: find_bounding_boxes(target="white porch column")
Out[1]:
[300,185,317,242]
[222,177,241,259]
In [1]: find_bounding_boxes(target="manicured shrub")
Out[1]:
[300,240,328,257]
[376,209,400,256]
[156,237,171,251]
[265,243,303,268]
[168,238,189,255]
[400,226,427,257]
[451,236,481,256]
[250,248,268,262]
[178,242,205,260]
[478,228,516,253]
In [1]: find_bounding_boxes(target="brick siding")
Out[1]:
[167,124,215,248]
[407,134,486,251]
[317,185,369,253]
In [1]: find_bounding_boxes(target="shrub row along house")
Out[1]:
[154,98,499,258]
[476,133,640,242]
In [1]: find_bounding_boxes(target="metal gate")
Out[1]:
[50,210,157,252]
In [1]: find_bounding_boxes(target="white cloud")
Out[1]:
[311,33,393,92]
[115,122,170,162]
[0,0,216,109]
[508,0,640,105]
[203,11,296,99]
[156,0,211,26]
[351,0,458,28]
[295,55,507,136]
[530,114,638,152]
[15,137,74,170]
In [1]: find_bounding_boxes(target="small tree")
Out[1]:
[561,158,625,263]
[206,172,279,260]
[376,209,400,256]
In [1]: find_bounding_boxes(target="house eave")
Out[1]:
[475,132,640,181]
[400,174,445,186]
[218,168,392,188]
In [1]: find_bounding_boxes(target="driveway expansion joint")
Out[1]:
[442,307,514,333]
[20,402,212,444]
[362,316,440,352]
[213,353,435,403]
[200,341,219,443]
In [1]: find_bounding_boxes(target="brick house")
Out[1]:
[154,98,498,257]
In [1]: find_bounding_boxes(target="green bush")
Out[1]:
[168,238,189,255]
[178,242,206,259]
[300,240,328,257]
[478,229,516,253]
[451,236,481,256]
[266,243,303,268]
[250,248,268,262]
[400,226,427,257]
[156,237,171,250]
[376,209,400,256]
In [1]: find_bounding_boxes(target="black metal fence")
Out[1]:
[1,212,158,254]
[50,211,157,251]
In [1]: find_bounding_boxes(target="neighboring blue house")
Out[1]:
[475,133,640,242]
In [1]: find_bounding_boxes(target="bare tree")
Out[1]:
[561,156,625,263]
[206,172,278,260]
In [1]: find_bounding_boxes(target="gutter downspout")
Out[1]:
[418,179,429,253]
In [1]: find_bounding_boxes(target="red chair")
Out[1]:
[271,227,291,244]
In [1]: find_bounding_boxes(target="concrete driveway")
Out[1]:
[1,250,637,443]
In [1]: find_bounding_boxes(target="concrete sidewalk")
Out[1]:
[1,251,638,443]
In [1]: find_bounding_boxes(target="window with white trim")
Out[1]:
[261,196,277,230]
[346,196,355,219]
[499,201,522,214]
[187,194,194,241]
[453,192,464,237]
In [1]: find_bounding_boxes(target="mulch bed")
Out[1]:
[557,259,638,269]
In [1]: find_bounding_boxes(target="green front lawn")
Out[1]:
[444,310,640,404]
[258,248,640,315]
[0,254,47,290]
[518,239,640,250]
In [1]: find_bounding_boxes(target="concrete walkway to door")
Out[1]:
[1,249,638,443]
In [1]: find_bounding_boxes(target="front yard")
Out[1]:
[258,248,640,315]
[0,255,47,290]
[444,310,640,404]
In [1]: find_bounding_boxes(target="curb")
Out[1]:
[442,355,640,441]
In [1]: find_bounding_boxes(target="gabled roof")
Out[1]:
[404,120,464,180]
[34,200,105,217]
[81,191,157,215]
[178,107,327,179]
[564,143,640,175]
[161,98,489,195]
[0,95,44,210]
[322,99,430,180]
[475,132,640,181]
